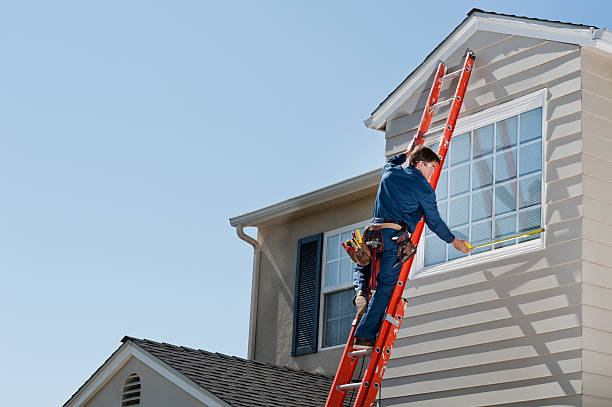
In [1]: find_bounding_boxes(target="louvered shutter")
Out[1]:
[291,233,323,356]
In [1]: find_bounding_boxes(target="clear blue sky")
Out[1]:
[0,1,608,405]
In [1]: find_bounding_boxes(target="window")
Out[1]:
[121,374,141,407]
[320,221,368,348]
[418,90,545,275]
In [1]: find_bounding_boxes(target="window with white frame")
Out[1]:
[320,220,369,348]
[419,91,544,274]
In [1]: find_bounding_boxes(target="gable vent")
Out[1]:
[121,374,141,406]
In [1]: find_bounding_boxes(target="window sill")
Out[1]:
[319,343,347,352]
[412,237,545,279]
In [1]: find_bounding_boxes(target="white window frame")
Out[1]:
[412,89,548,279]
[319,219,369,351]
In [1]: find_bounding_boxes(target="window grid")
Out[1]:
[320,221,368,349]
[425,107,542,268]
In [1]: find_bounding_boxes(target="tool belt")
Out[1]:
[392,228,417,268]
[345,219,405,266]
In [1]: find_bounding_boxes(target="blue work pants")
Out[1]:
[353,228,402,341]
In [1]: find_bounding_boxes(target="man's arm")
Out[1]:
[421,190,471,254]
[421,191,455,243]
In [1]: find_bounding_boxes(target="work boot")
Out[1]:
[354,290,368,316]
[353,337,376,350]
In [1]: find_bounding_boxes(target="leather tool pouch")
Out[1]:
[392,228,417,268]
[364,222,384,252]
[347,241,372,266]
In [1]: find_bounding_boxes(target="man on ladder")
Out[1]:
[352,141,472,349]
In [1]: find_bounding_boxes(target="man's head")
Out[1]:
[409,145,440,180]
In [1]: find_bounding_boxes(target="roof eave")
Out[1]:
[364,11,599,131]
[63,339,231,407]
[229,168,380,227]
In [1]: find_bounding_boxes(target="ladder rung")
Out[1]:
[348,349,373,358]
[442,69,462,80]
[431,98,453,110]
[423,124,445,137]
[337,382,362,392]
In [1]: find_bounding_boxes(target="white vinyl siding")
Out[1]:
[380,30,584,406]
[320,221,368,349]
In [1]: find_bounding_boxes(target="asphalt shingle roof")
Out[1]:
[123,336,343,407]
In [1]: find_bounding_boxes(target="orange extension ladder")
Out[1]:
[325,51,476,407]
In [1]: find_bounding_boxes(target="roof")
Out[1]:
[365,8,612,131]
[229,168,380,227]
[121,336,337,407]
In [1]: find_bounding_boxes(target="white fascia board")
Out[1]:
[365,14,597,131]
[64,343,230,407]
[595,29,612,54]
[229,168,380,227]
[365,17,478,131]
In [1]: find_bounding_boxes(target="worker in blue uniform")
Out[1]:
[353,143,472,349]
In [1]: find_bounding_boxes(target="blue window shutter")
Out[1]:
[292,233,323,356]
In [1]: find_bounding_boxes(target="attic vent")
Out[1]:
[121,374,141,406]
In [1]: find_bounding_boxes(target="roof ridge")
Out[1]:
[124,336,334,379]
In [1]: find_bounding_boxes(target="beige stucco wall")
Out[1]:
[254,188,376,375]
[83,357,205,407]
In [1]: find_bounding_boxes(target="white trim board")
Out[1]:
[63,341,230,407]
[365,11,610,131]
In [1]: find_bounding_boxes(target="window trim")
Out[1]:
[318,219,369,351]
[412,89,548,278]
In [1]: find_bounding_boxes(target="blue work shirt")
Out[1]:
[373,153,455,244]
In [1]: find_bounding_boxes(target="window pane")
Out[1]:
[327,234,339,260]
[494,214,517,249]
[472,189,493,221]
[519,207,542,242]
[425,235,446,266]
[324,289,355,347]
[496,116,518,150]
[326,261,339,287]
[471,221,492,255]
[472,157,493,190]
[495,149,517,183]
[449,226,468,260]
[495,181,517,215]
[519,174,541,209]
[427,201,447,236]
[519,141,542,176]
[520,108,542,143]
[339,258,352,285]
[451,132,470,166]
[436,170,448,200]
[473,124,494,159]
[450,164,470,197]
[325,319,340,347]
[450,195,469,227]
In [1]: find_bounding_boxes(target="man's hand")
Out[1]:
[405,135,419,157]
[451,238,472,254]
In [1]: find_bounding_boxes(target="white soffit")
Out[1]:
[365,12,610,131]
[229,168,380,227]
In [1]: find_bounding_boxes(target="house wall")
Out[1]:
[380,31,585,405]
[83,357,205,407]
[254,190,376,375]
[580,46,612,405]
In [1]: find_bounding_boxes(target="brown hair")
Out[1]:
[409,145,441,167]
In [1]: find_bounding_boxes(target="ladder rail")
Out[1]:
[353,51,476,407]
[325,51,476,407]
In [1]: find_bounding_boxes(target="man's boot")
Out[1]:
[355,290,368,316]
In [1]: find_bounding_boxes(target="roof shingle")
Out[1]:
[123,336,340,407]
